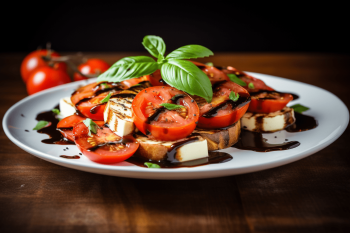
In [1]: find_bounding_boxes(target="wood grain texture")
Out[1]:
[1,53,349,233]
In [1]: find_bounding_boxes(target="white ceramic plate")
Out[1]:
[3,73,349,179]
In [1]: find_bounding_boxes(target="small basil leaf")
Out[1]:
[100,93,111,103]
[33,121,49,130]
[52,109,60,115]
[160,103,184,110]
[205,62,214,66]
[248,83,255,89]
[229,91,239,102]
[227,74,247,86]
[83,118,98,137]
[101,83,111,89]
[97,56,159,82]
[142,35,166,59]
[290,104,310,113]
[161,60,213,103]
[144,162,161,168]
[166,45,214,60]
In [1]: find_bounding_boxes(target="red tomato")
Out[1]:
[191,61,230,84]
[73,58,110,81]
[221,66,274,92]
[57,114,87,141]
[20,49,67,83]
[121,75,152,88]
[196,81,250,129]
[248,92,293,113]
[26,66,71,95]
[132,86,199,141]
[76,93,111,121]
[73,122,139,164]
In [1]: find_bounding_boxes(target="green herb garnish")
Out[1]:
[33,121,49,130]
[290,104,310,113]
[248,83,255,89]
[229,91,239,102]
[52,109,60,115]
[83,118,98,136]
[144,162,161,168]
[205,62,214,66]
[227,74,246,86]
[160,103,184,110]
[101,83,111,89]
[97,35,214,102]
[100,93,112,103]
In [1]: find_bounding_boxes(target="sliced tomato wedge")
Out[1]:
[191,61,230,84]
[71,82,126,121]
[73,122,139,164]
[132,86,199,141]
[248,91,293,113]
[220,66,274,92]
[195,81,250,129]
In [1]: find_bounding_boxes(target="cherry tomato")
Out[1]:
[73,58,110,81]
[221,66,274,92]
[57,114,87,141]
[191,61,230,84]
[132,86,199,141]
[248,92,293,113]
[20,49,67,83]
[26,66,71,95]
[73,122,139,164]
[195,81,250,129]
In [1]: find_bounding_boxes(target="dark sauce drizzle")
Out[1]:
[286,112,318,132]
[60,155,80,159]
[35,104,74,145]
[203,96,251,118]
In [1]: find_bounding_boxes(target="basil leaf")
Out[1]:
[97,56,159,82]
[52,109,60,115]
[166,45,214,60]
[290,104,310,113]
[205,62,214,66]
[144,162,161,168]
[160,103,184,110]
[83,118,98,137]
[227,74,247,86]
[142,35,166,60]
[229,91,239,102]
[248,83,255,89]
[100,93,111,103]
[101,83,111,89]
[161,59,213,103]
[33,121,49,130]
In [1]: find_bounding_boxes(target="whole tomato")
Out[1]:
[20,49,67,83]
[73,58,110,81]
[26,66,71,95]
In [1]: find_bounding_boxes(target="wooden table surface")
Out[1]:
[1,53,350,233]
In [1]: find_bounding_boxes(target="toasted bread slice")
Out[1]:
[192,120,241,151]
[134,134,208,162]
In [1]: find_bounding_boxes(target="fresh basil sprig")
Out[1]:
[160,103,184,110]
[83,118,98,137]
[52,109,60,115]
[97,35,214,102]
[144,162,161,168]
[227,74,246,86]
[33,121,49,130]
[229,91,239,102]
[290,104,310,113]
[248,83,255,89]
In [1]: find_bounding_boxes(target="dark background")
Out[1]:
[1,1,349,54]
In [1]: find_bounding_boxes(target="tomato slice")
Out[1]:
[220,66,274,92]
[57,114,105,141]
[248,91,293,113]
[132,86,199,141]
[191,61,230,84]
[195,81,250,129]
[73,122,139,164]
[71,82,126,120]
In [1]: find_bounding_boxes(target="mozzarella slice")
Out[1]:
[241,107,295,133]
[59,97,76,118]
[104,96,134,136]
[176,139,209,162]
